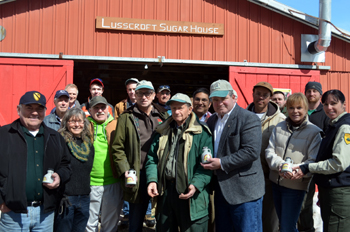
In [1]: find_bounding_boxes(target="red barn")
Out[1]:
[0,0,349,125]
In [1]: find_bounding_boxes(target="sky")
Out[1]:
[276,0,350,32]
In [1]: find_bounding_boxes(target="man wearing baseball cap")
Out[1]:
[202,79,264,232]
[81,78,114,118]
[0,91,71,231]
[156,85,172,114]
[86,96,123,232]
[247,81,286,232]
[112,80,169,231]
[146,93,213,231]
[114,78,139,120]
[43,90,70,131]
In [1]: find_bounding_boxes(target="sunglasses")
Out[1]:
[159,85,170,89]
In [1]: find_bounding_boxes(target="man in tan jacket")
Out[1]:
[247,81,286,232]
[114,78,139,120]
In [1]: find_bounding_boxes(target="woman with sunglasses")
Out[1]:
[54,108,94,232]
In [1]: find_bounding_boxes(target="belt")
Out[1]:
[27,201,42,207]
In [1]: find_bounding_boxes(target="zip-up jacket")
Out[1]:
[265,117,322,190]
[145,112,213,221]
[88,115,119,185]
[112,103,168,203]
[312,113,350,187]
[0,119,72,213]
[247,101,286,177]
[309,103,329,132]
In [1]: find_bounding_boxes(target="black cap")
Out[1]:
[54,90,69,99]
[19,91,47,108]
[305,82,322,95]
[89,96,108,108]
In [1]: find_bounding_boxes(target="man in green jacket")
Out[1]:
[145,93,213,232]
[112,80,169,232]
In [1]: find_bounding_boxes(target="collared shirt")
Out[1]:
[21,124,45,202]
[309,112,350,174]
[213,104,236,158]
[199,111,212,122]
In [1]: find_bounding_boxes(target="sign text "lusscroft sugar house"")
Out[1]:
[96,17,224,36]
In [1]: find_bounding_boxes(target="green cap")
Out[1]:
[90,96,107,108]
[166,93,192,106]
[209,79,234,98]
[135,80,154,91]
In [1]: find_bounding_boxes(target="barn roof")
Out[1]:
[249,0,350,43]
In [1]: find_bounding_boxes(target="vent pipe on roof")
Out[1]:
[307,0,332,54]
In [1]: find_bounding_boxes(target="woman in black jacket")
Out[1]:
[293,90,350,232]
[55,108,94,232]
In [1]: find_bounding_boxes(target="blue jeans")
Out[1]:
[123,200,151,217]
[129,170,150,232]
[122,201,129,216]
[0,205,54,232]
[54,195,90,232]
[215,183,263,232]
[272,183,306,232]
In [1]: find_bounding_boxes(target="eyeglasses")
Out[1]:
[68,120,84,125]
[136,91,154,97]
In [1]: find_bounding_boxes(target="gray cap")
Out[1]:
[90,96,107,108]
[166,93,192,106]
[125,78,139,86]
[209,79,234,98]
[135,80,154,91]
[305,82,322,95]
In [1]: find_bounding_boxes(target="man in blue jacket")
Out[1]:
[202,80,265,232]
[0,91,71,231]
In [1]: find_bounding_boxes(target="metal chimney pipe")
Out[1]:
[307,0,332,54]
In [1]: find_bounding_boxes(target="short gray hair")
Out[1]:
[228,90,238,98]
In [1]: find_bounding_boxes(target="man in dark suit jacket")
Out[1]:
[202,79,265,232]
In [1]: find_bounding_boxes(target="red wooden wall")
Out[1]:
[229,67,320,109]
[0,58,74,126]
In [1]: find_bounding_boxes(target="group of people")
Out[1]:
[0,77,349,232]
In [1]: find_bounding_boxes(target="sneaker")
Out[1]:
[145,214,156,228]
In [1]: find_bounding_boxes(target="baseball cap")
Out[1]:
[19,91,47,108]
[125,78,139,86]
[209,80,234,98]
[254,82,274,96]
[90,78,104,88]
[166,93,192,106]
[89,96,108,108]
[54,90,69,99]
[135,80,154,91]
[158,85,171,93]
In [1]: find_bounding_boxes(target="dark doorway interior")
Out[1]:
[73,61,228,107]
